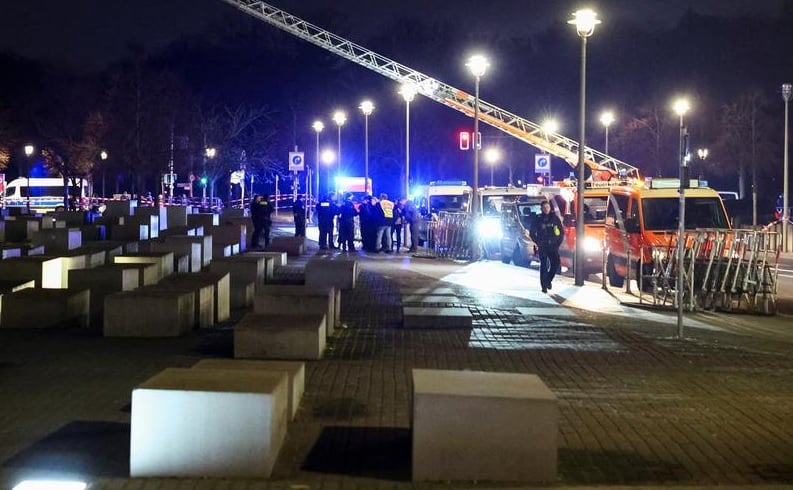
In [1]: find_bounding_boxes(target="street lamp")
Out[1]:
[542,119,559,135]
[569,8,600,287]
[466,54,489,220]
[673,97,690,340]
[484,148,501,186]
[23,145,34,212]
[783,83,792,252]
[204,147,216,204]
[321,148,335,196]
[332,111,346,195]
[600,111,615,154]
[359,101,374,195]
[100,150,108,198]
[696,148,708,180]
[312,120,324,197]
[399,84,417,199]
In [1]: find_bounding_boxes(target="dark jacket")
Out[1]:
[251,198,274,226]
[316,198,338,226]
[339,200,358,225]
[530,212,564,252]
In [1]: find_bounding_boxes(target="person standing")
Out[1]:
[404,199,421,252]
[250,194,274,249]
[375,193,394,253]
[359,195,377,252]
[529,199,564,293]
[338,193,358,252]
[392,198,405,252]
[293,195,306,237]
[316,192,336,250]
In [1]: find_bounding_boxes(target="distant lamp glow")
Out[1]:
[600,111,615,154]
[399,83,418,199]
[332,111,346,127]
[568,8,600,37]
[484,147,501,186]
[312,121,324,133]
[205,147,216,159]
[359,101,374,194]
[542,119,559,135]
[24,145,34,157]
[13,481,87,490]
[673,98,690,117]
[321,149,336,165]
[100,150,108,161]
[465,54,489,78]
[697,148,708,160]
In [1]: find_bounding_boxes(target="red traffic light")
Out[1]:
[459,131,470,151]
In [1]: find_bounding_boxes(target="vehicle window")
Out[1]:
[582,196,608,224]
[430,195,469,213]
[607,194,629,221]
[641,197,729,230]
[516,202,542,228]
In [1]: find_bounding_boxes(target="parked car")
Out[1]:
[499,198,546,267]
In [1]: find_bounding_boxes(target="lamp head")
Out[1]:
[673,98,690,117]
[321,149,336,164]
[100,150,108,160]
[569,9,600,38]
[600,111,615,128]
[484,148,501,164]
[542,119,559,134]
[466,55,489,78]
[697,148,709,160]
[399,83,417,103]
[205,147,216,158]
[783,83,793,102]
[359,100,375,116]
[24,145,34,157]
[312,120,324,133]
[332,111,346,126]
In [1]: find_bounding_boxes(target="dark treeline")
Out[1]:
[0,5,792,215]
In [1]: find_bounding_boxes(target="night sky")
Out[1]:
[0,0,786,69]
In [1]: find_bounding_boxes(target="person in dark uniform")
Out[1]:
[404,199,421,252]
[529,199,564,293]
[293,195,306,237]
[358,195,376,252]
[250,194,274,249]
[338,193,359,252]
[316,192,337,250]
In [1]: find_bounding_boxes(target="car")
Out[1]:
[499,198,546,267]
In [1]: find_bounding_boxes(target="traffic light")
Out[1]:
[200,176,208,186]
[459,131,470,151]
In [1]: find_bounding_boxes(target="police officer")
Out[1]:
[250,194,274,249]
[529,199,564,293]
[316,192,337,250]
[338,193,358,252]
[293,195,306,237]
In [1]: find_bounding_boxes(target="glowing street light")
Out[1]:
[312,120,324,197]
[673,97,690,339]
[399,84,418,199]
[782,83,792,252]
[100,150,108,198]
[359,101,374,195]
[600,110,615,154]
[332,111,346,195]
[466,54,489,221]
[203,147,216,203]
[542,119,560,135]
[23,144,35,212]
[569,8,600,287]
[484,147,501,186]
[321,148,336,197]
[697,148,709,180]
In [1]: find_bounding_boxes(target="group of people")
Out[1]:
[312,192,421,253]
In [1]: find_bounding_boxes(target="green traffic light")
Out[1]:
[200,177,208,186]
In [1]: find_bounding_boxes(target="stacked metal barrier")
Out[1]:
[418,212,473,260]
[638,229,780,315]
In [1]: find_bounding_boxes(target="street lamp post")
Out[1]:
[332,111,346,195]
[399,84,417,199]
[484,148,501,186]
[359,101,374,195]
[23,145,34,213]
[697,148,708,180]
[674,98,691,340]
[783,83,792,252]
[100,150,108,199]
[204,147,216,205]
[569,9,600,287]
[312,121,324,198]
[466,55,489,221]
[600,111,615,154]
[321,149,335,197]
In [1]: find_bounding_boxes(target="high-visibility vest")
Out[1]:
[380,199,394,218]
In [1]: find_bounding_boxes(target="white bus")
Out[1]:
[1,177,90,211]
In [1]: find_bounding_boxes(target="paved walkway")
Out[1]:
[2,223,793,489]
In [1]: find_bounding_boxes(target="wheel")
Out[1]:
[607,255,624,288]
[513,244,529,267]
[501,247,512,264]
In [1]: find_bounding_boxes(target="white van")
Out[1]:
[1,177,90,211]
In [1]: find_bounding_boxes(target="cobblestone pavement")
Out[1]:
[1,223,793,489]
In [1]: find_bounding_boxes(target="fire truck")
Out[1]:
[603,178,730,288]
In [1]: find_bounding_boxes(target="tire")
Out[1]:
[607,255,624,288]
[501,247,511,264]
[513,244,529,267]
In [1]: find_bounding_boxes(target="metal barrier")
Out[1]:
[636,228,780,315]
[416,212,473,260]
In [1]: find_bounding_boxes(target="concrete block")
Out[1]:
[32,227,82,252]
[46,211,87,227]
[221,217,251,251]
[412,369,558,483]
[171,272,230,323]
[0,246,23,259]
[24,244,46,256]
[104,199,138,218]
[210,255,268,291]
[147,239,202,273]
[0,218,41,242]
[130,367,288,478]
[110,262,159,287]
[148,280,215,329]
[305,257,358,290]
[164,235,212,269]
[79,224,106,241]
[221,208,247,220]
[81,241,124,261]
[209,223,246,253]
[234,313,326,360]
[230,278,255,309]
[135,206,168,230]
[104,289,194,337]
[187,213,219,231]
[160,225,199,237]
[268,236,304,257]
[175,254,190,274]
[248,251,287,267]
[1,288,90,328]
[113,252,175,281]
[0,256,66,288]
[0,279,35,293]
[212,243,233,259]
[69,265,140,328]
[110,223,148,241]
[254,285,337,336]
[165,205,190,228]
[402,307,473,329]
[121,214,159,239]
[192,359,304,421]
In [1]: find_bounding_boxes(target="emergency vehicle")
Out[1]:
[424,180,472,216]
[603,178,730,288]
[1,177,90,212]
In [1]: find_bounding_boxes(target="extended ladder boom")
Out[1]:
[219,0,640,180]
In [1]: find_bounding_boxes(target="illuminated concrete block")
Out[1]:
[254,285,338,336]
[24,244,45,256]
[1,288,90,329]
[234,313,326,360]
[210,255,268,291]
[221,208,247,220]
[267,236,304,257]
[0,279,35,293]
[160,225,200,237]
[412,369,557,483]
[47,211,87,227]
[212,243,233,259]
[130,367,288,478]
[0,256,65,288]
[104,199,138,217]
[192,359,304,420]
[134,206,168,231]
[113,252,175,281]
[0,218,40,242]
[80,241,124,262]
[402,307,473,329]
[166,206,190,228]
[76,248,108,268]
[187,213,219,231]
[147,280,215,329]
[79,224,107,241]
[110,223,148,241]
[305,257,358,290]
[230,278,254,309]
[122,214,159,239]
[69,265,140,328]
[147,240,201,273]
[0,246,23,259]
[209,223,246,253]
[113,262,159,287]
[170,271,230,323]
[249,251,287,267]
[32,227,82,252]
[104,289,194,337]
[174,254,190,274]
[164,235,212,269]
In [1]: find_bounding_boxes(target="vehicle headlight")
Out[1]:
[583,236,602,252]
[476,219,502,239]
